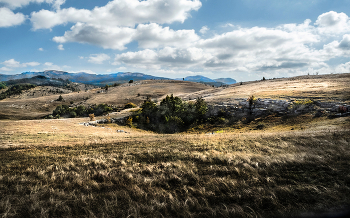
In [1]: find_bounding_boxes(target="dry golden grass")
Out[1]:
[0,116,350,217]
[1,74,350,217]
[204,73,350,103]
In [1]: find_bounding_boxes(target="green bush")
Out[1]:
[52,104,115,118]
[124,102,137,109]
[133,95,208,133]
[0,82,6,90]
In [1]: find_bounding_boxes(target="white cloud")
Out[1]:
[221,23,234,28]
[26,62,40,66]
[2,59,21,68]
[44,62,62,70]
[315,11,350,35]
[2,59,40,68]
[0,66,13,71]
[30,0,202,30]
[0,0,65,9]
[88,53,111,64]
[199,26,209,34]
[57,44,64,50]
[0,7,26,27]
[38,48,44,51]
[53,23,135,50]
[135,23,199,48]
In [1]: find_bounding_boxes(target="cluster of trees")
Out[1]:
[0,84,36,100]
[132,95,208,133]
[0,82,6,90]
[51,104,115,119]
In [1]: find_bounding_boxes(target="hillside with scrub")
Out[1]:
[0,73,350,217]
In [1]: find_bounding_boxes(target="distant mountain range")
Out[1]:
[0,70,236,86]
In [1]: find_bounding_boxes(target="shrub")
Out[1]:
[256,123,265,130]
[70,111,77,118]
[89,114,95,121]
[126,117,133,127]
[106,114,111,123]
[124,102,137,109]
[0,82,6,90]
[76,105,87,116]
[70,101,74,104]
[129,80,133,83]
[57,95,64,101]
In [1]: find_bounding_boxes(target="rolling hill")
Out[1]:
[0,71,236,86]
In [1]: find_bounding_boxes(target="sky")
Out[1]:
[1,0,350,82]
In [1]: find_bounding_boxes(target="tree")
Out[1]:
[194,97,208,121]
[105,85,109,91]
[129,80,133,83]
[0,82,6,90]
[57,95,64,101]
[247,95,257,116]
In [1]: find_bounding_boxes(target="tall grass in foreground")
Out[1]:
[0,131,350,217]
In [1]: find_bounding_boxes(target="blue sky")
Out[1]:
[1,0,350,82]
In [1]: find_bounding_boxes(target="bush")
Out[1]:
[129,80,133,83]
[57,95,64,101]
[126,117,133,127]
[0,82,6,90]
[89,114,95,121]
[256,123,265,130]
[124,102,137,109]
[70,111,77,118]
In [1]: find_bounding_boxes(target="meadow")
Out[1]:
[1,74,350,217]
[0,115,349,217]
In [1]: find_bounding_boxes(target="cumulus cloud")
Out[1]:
[135,23,200,48]
[30,0,202,30]
[57,44,64,50]
[338,34,350,50]
[2,59,40,68]
[0,66,13,71]
[44,62,63,70]
[0,7,26,27]
[0,0,65,9]
[53,23,135,50]
[113,23,335,74]
[88,53,111,64]
[199,26,209,34]
[38,48,44,51]
[315,11,350,35]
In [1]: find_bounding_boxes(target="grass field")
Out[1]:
[1,116,350,217]
[1,74,350,217]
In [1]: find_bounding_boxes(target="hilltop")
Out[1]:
[0,73,349,120]
[0,71,236,87]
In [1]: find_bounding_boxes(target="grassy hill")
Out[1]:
[0,73,349,217]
